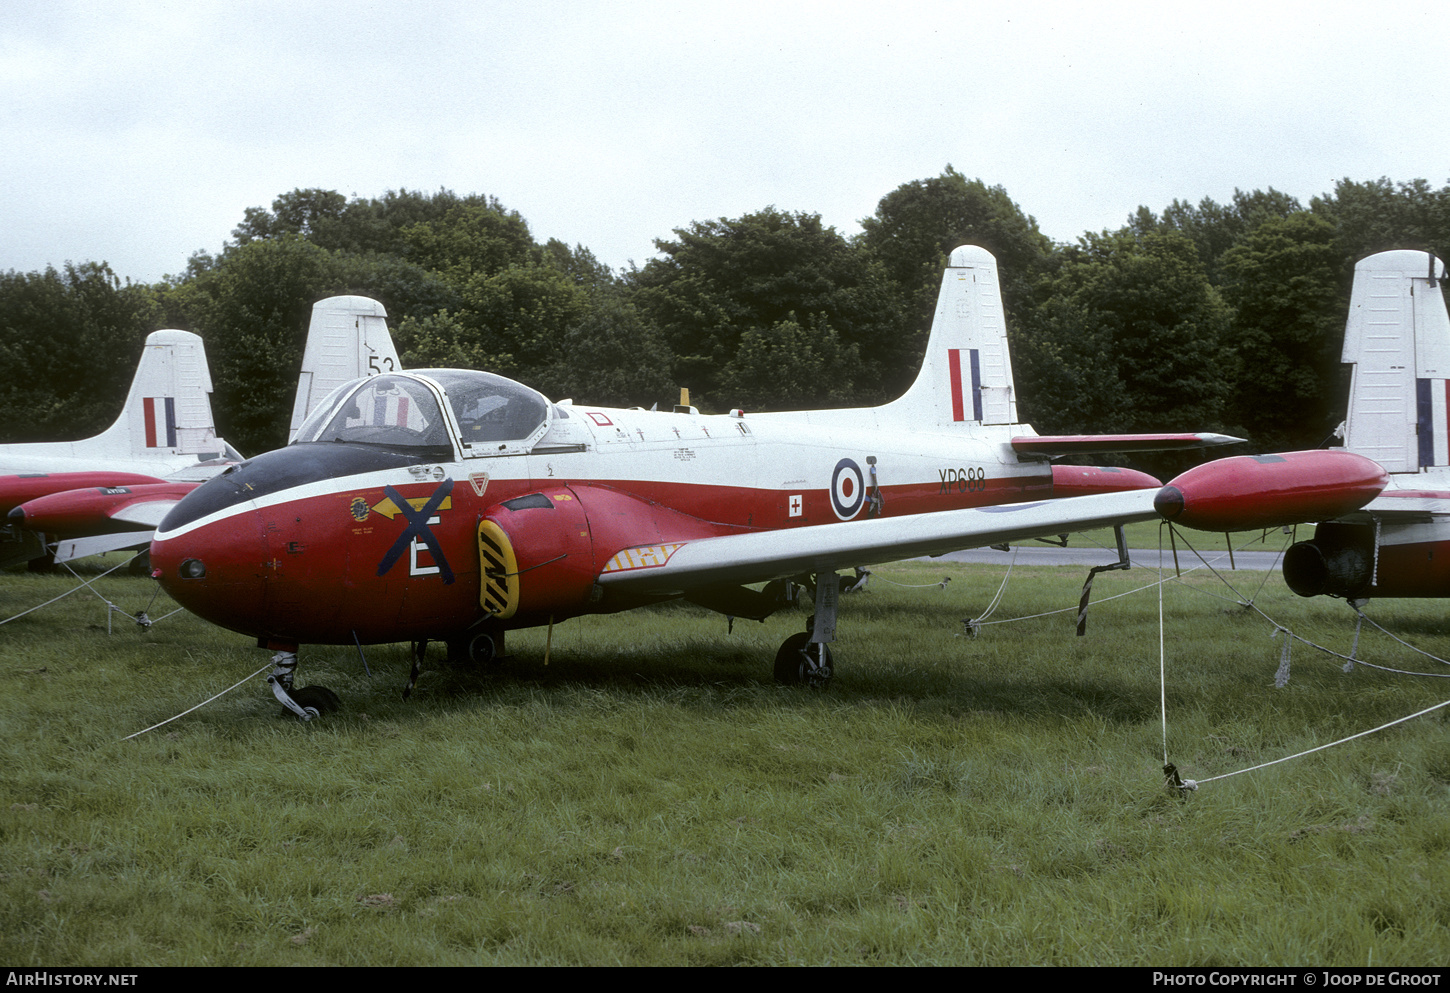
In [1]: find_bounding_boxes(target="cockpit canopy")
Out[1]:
[419,368,550,450]
[292,369,551,456]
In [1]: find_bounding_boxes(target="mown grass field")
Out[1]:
[1,551,1447,966]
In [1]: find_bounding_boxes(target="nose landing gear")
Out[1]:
[267,650,341,720]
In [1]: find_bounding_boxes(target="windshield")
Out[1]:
[293,373,451,449]
[415,368,549,449]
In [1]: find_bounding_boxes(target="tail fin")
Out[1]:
[86,329,227,460]
[1341,250,1450,472]
[880,245,1019,427]
[288,295,402,442]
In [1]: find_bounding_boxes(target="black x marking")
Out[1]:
[376,479,455,584]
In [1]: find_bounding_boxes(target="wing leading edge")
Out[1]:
[596,489,1161,595]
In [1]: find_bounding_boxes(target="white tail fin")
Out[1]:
[1341,250,1450,472]
[0,329,234,477]
[86,329,226,460]
[288,295,402,442]
[880,245,1018,427]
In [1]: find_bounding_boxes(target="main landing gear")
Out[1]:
[774,632,834,688]
[267,650,341,720]
[773,571,840,690]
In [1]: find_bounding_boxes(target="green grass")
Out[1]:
[1,556,1447,965]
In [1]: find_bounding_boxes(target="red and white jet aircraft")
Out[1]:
[149,245,1275,718]
[1,295,401,568]
[1161,249,1450,601]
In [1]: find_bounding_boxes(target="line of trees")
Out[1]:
[5,171,1450,464]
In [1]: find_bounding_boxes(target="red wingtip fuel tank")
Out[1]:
[0,471,167,515]
[1154,450,1388,532]
[10,481,199,536]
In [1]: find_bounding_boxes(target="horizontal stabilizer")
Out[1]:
[1012,433,1243,459]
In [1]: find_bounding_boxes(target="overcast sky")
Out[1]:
[3,1,1448,285]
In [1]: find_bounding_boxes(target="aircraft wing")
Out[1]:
[595,490,1159,595]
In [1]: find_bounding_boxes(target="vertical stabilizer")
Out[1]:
[288,296,401,442]
[880,245,1019,427]
[1341,250,1450,472]
[93,329,224,459]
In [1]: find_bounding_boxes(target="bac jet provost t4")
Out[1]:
[150,245,1253,719]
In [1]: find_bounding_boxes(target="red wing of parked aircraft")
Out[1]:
[149,245,1267,720]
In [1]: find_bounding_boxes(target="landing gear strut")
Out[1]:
[773,572,840,689]
[267,650,341,720]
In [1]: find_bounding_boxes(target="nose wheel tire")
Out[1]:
[284,685,342,719]
[773,633,833,689]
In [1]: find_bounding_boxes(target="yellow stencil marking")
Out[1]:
[601,543,686,573]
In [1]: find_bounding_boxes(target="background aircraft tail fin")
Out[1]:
[288,295,401,442]
[880,245,1019,427]
[1341,250,1450,472]
[87,329,227,460]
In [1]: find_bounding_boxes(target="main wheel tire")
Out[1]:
[288,685,342,718]
[468,633,499,665]
[773,633,833,689]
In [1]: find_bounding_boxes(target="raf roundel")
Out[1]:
[830,458,866,520]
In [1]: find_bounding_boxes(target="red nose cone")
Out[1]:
[1159,450,1388,532]
[150,515,271,638]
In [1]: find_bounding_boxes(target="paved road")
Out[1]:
[918,546,1284,571]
